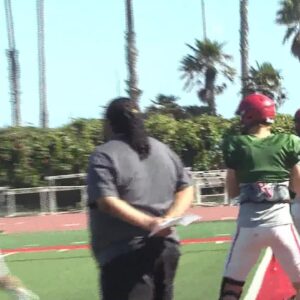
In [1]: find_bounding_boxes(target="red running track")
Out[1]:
[0,206,238,234]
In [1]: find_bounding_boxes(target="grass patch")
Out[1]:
[1,245,230,300]
[0,220,236,249]
[0,221,264,300]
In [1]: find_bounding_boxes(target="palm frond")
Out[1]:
[283,25,298,43]
[247,61,286,107]
[291,31,300,59]
[276,0,300,25]
[221,66,236,82]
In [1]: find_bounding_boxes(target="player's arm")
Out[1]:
[289,135,300,197]
[222,135,239,200]
[226,168,240,199]
[163,149,194,219]
[164,185,194,219]
[290,164,300,196]
[96,196,156,231]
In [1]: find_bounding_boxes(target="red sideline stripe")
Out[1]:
[1,236,232,254]
[181,236,231,245]
[2,244,90,253]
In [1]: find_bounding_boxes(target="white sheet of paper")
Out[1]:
[149,214,201,237]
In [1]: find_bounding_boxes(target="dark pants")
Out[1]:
[99,238,180,300]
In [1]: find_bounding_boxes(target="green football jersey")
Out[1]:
[223,133,300,183]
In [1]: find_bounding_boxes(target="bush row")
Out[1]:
[0,114,294,187]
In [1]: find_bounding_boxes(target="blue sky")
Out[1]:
[0,0,298,128]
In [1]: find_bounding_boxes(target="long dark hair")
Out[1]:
[105,97,150,159]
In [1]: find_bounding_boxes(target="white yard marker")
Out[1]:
[244,247,273,300]
[71,241,87,245]
[2,253,17,257]
[63,223,80,227]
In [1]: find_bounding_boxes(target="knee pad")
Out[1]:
[219,277,244,300]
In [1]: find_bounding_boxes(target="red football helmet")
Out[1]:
[236,93,276,127]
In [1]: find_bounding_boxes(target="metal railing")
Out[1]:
[190,170,227,206]
[0,185,87,217]
[0,170,228,216]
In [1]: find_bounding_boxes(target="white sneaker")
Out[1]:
[14,288,40,300]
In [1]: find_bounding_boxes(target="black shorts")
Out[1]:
[99,237,180,300]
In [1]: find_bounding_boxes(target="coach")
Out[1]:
[87,97,193,300]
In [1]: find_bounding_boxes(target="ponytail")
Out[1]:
[105,97,150,160]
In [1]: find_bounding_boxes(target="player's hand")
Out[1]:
[148,217,172,237]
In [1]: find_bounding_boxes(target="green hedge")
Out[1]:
[0,114,295,187]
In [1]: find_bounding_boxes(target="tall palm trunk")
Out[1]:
[205,67,217,115]
[37,0,48,128]
[240,0,249,97]
[198,67,217,115]
[125,0,141,102]
[201,0,207,40]
[4,0,21,126]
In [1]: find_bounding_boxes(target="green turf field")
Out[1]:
[0,221,260,299]
[0,220,236,249]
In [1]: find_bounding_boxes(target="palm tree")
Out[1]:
[246,62,286,107]
[37,0,49,128]
[276,0,300,60]
[125,0,141,102]
[240,0,249,97]
[4,0,21,126]
[181,39,235,115]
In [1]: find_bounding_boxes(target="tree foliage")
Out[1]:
[276,0,300,60]
[144,94,212,119]
[0,119,103,188]
[245,62,287,107]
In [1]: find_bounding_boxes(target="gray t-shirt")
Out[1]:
[87,137,191,265]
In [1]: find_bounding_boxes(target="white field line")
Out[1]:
[63,223,80,227]
[71,241,87,244]
[244,247,273,300]
[216,233,231,236]
[2,253,17,258]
